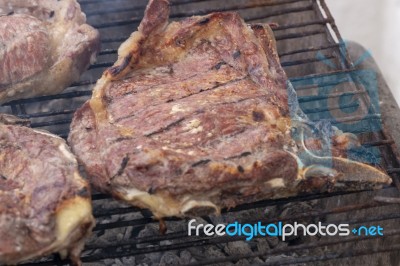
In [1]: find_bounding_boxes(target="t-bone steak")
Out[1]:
[69,0,391,219]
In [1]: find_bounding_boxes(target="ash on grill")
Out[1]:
[2,0,400,265]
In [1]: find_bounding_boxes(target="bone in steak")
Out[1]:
[68,0,391,219]
[0,114,94,265]
[0,0,100,104]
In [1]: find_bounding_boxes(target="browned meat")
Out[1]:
[68,0,391,219]
[0,0,100,104]
[0,114,94,265]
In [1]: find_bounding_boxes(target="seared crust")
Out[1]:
[0,0,100,104]
[69,0,391,218]
[0,116,94,265]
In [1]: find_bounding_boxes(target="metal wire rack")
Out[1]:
[2,0,400,265]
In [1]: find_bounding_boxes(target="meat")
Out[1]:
[0,0,100,104]
[0,114,94,265]
[68,0,391,219]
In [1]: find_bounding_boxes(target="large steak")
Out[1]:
[69,0,391,219]
[0,0,100,104]
[0,114,94,265]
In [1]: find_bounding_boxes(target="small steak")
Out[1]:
[0,0,100,104]
[69,0,391,219]
[0,114,94,265]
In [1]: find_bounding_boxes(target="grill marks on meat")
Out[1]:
[0,115,94,265]
[69,0,391,219]
[0,0,100,104]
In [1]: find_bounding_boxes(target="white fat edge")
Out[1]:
[124,187,149,199]
[56,197,93,243]
[32,129,78,163]
[181,200,220,215]
[58,143,77,163]
[33,129,63,140]
[120,187,181,217]
[120,187,220,218]
[266,178,285,188]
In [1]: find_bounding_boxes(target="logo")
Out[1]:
[188,219,384,241]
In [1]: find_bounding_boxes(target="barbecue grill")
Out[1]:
[1,0,400,265]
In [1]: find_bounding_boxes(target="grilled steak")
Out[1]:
[0,0,100,104]
[0,114,94,265]
[69,0,391,219]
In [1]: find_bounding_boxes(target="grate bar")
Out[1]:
[18,110,75,119]
[290,68,358,82]
[99,49,118,56]
[387,168,400,174]
[88,62,114,70]
[91,193,112,201]
[270,18,333,31]
[301,102,359,115]
[85,0,310,17]
[70,80,96,87]
[279,43,339,57]
[363,139,396,147]
[92,3,314,28]
[30,119,72,128]
[84,0,207,16]
[281,54,334,67]
[93,207,139,217]
[2,91,92,106]
[275,29,326,41]
[298,90,366,103]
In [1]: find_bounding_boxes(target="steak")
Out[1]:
[0,114,94,265]
[69,0,391,219]
[0,0,100,104]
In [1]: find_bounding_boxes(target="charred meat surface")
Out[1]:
[0,0,100,104]
[69,0,391,219]
[0,114,94,265]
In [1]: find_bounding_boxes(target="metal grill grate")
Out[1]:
[2,0,400,265]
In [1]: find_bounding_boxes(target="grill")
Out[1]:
[2,0,400,265]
